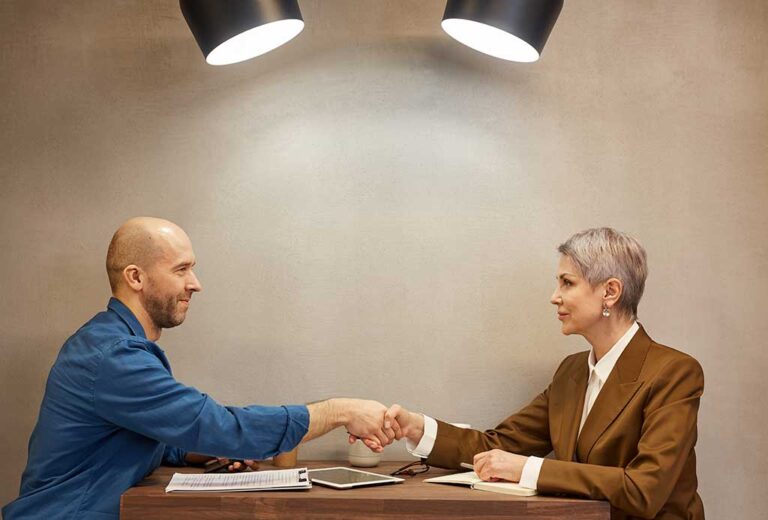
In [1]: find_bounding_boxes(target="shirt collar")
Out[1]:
[587,321,639,384]
[107,297,147,339]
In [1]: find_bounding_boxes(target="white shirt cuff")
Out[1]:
[518,456,543,490]
[406,415,437,458]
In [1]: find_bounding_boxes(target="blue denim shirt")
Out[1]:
[3,298,309,520]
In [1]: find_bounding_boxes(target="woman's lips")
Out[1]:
[557,313,569,321]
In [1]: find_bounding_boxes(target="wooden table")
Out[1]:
[121,461,610,519]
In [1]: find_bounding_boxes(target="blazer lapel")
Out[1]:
[575,326,651,462]
[551,355,588,462]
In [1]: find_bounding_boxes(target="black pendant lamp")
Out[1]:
[180,0,304,65]
[442,0,563,62]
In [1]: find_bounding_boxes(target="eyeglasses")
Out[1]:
[390,459,430,477]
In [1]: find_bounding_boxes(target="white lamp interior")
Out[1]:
[441,18,539,63]
[206,19,305,66]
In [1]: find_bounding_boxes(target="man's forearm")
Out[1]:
[302,398,347,443]
[184,452,214,465]
[302,398,393,450]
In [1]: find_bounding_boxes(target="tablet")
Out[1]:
[308,467,404,489]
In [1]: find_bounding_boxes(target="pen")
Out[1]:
[460,462,474,470]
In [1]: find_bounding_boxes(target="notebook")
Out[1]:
[424,471,537,496]
[165,468,311,493]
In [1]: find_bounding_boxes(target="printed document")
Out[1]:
[166,468,311,492]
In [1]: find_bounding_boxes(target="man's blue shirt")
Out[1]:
[3,298,309,520]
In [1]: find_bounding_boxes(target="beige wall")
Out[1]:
[1,0,767,517]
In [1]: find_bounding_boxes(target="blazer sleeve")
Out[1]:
[427,382,555,469]
[537,355,704,519]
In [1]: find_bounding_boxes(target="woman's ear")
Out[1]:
[603,278,623,309]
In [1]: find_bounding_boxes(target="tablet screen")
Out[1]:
[308,467,403,488]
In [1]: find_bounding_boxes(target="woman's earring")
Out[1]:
[602,306,611,318]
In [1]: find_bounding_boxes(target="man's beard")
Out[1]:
[144,289,187,330]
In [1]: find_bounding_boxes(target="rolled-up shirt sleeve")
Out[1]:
[162,445,188,466]
[93,340,309,460]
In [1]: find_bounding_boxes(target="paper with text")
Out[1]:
[165,468,311,493]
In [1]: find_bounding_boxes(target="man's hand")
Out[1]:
[340,398,398,452]
[218,458,260,472]
[186,453,260,472]
[304,398,397,452]
[473,449,528,482]
[383,404,425,445]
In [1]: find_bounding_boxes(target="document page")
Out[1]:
[424,471,536,496]
[166,468,311,492]
[424,470,480,486]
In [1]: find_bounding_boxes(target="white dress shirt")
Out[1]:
[408,322,639,490]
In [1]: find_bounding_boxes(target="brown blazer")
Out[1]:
[427,326,704,520]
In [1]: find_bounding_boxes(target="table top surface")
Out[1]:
[123,460,607,506]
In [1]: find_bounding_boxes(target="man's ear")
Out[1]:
[122,264,144,292]
[603,277,623,309]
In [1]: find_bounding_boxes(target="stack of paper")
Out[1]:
[165,468,311,493]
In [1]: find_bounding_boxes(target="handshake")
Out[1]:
[319,399,423,452]
[205,399,421,473]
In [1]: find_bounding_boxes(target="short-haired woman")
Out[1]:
[387,228,704,520]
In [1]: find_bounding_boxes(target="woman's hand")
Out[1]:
[473,449,528,482]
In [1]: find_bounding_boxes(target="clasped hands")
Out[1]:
[209,399,527,482]
[347,402,528,483]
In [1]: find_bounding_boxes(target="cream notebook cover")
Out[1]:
[424,471,537,496]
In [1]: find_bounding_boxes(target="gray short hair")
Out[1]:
[557,228,648,319]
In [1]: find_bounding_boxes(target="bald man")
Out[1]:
[3,217,396,520]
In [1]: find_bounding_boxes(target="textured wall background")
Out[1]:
[1,1,766,517]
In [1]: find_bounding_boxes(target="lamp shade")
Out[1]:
[180,0,304,65]
[441,0,563,62]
